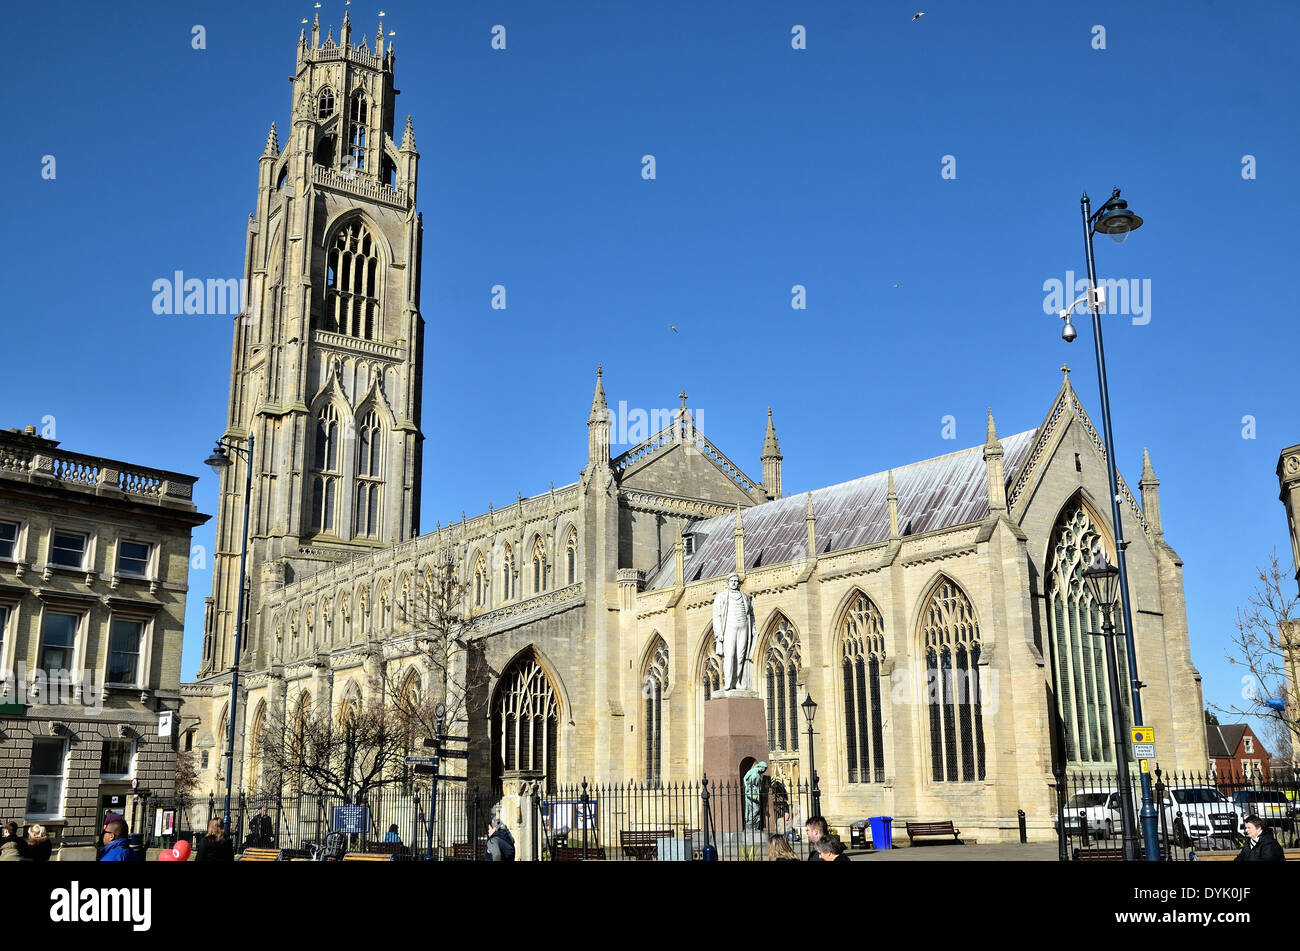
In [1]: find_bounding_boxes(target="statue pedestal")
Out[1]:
[703,693,770,836]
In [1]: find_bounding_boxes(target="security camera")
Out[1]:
[1059,311,1078,343]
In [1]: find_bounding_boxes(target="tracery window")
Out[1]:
[531,537,546,595]
[348,92,368,170]
[501,544,515,601]
[318,87,335,119]
[921,578,985,782]
[473,553,487,608]
[564,529,578,586]
[839,591,887,784]
[642,636,669,785]
[763,615,801,753]
[354,410,383,538]
[492,653,558,793]
[1046,499,1130,766]
[323,220,379,340]
[310,404,341,533]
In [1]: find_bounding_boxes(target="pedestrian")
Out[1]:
[249,806,275,848]
[384,823,402,844]
[805,815,829,861]
[1235,815,1285,862]
[0,822,26,861]
[814,835,851,862]
[195,818,234,862]
[768,834,798,862]
[25,823,52,862]
[99,818,141,862]
[485,817,515,861]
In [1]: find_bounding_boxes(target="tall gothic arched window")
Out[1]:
[310,404,341,533]
[763,615,801,753]
[354,409,383,538]
[492,653,559,793]
[839,591,887,784]
[501,544,515,601]
[643,636,669,785]
[323,220,380,340]
[248,701,266,793]
[1046,498,1130,766]
[348,91,368,170]
[564,529,578,586]
[921,577,985,783]
[531,537,546,595]
[473,553,487,608]
[700,632,721,701]
[318,87,335,119]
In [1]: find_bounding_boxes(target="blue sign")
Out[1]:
[332,804,370,835]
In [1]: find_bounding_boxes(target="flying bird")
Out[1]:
[891,283,902,288]
[669,325,678,333]
[912,12,925,20]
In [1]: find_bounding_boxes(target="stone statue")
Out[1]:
[742,761,768,831]
[712,573,755,692]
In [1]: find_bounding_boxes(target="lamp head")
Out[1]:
[204,446,231,476]
[1094,198,1143,244]
[801,693,817,725]
[1081,545,1121,612]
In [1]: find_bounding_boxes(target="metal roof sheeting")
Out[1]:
[649,429,1038,589]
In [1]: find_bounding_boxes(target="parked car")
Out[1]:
[1055,788,1123,839]
[1163,786,1244,845]
[1231,790,1294,831]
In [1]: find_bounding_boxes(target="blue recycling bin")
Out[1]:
[868,816,894,850]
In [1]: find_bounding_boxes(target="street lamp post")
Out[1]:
[1056,187,1161,861]
[1082,549,1139,860]
[801,693,820,818]
[205,434,255,835]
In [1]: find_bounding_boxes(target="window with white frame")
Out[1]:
[107,619,145,686]
[99,739,134,779]
[39,612,79,671]
[116,540,151,578]
[0,520,17,559]
[26,739,67,819]
[50,530,87,569]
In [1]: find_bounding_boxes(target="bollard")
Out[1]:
[1018,809,1027,844]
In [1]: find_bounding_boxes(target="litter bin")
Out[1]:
[868,816,894,850]
[849,820,870,849]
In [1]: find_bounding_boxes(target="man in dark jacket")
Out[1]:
[1235,816,1285,861]
[249,807,275,848]
[99,819,141,862]
[485,818,515,861]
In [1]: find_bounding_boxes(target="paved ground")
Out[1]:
[846,842,1060,861]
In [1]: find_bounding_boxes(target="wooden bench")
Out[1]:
[343,852,394,862]
[1073,846,1170,862]
[365,842,406,856]
[905,821,962,846]
[451,841,486,860]
[238,848,283,862]
[1194,847,1300,862]
[619,829,675,860]
[553,845,607,861]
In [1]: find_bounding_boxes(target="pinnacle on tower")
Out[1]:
[887,470,900,539]
[1140,447,1163,536]
[264,122,279,156]
[401,115,417,151]
[984,409,1007,514]
[586,364,611,466]
[761,406,783,499]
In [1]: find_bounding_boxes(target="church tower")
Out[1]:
[200,14,424,675]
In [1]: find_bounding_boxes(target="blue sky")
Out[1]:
[4,1,1296,741]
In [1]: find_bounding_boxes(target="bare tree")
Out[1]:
[382,547,490,748]
[1217,550,1300,767]
[256,690,412,804]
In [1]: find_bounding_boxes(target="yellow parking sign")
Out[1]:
[1131,726,1156,759]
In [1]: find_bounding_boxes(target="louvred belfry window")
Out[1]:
[348,92,368,170]
[323,221,380,340]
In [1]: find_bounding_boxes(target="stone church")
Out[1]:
[181,18,1208,841]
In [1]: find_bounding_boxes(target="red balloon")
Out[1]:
[174,840,192,861]
[157,849,176,861]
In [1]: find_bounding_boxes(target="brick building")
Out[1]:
[1208,723,1272,779]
